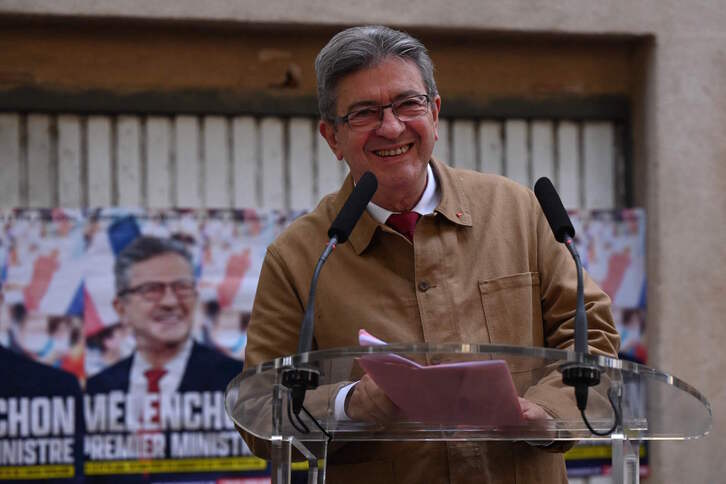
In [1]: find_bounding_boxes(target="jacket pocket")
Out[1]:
[479,273,546,383]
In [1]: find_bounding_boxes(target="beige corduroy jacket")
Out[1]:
[241,158,620,483]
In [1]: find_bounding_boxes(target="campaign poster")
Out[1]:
[0,208,296,483]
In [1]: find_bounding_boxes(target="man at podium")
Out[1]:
[243,25,619,483]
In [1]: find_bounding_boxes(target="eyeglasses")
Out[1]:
[335,94,430,132]
[118,280,196,302]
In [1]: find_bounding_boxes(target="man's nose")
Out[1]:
[158,285,179,305]
[375,106,406,138]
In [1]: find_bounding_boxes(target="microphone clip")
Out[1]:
[560,362,601,411]
[282,366,320,415]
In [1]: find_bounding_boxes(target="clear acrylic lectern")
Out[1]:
[225,344,711,484]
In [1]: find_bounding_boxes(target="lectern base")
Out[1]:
[271,437,327,484]
[270,438,639,484]
[612,437,639,484]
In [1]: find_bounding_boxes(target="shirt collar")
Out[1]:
[366,163,440,224]
[132,337,193,378]
[336,157,472,255]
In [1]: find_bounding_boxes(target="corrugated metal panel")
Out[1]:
[87,116,112,207]
[584,122,616,209]
[231,116,257,209]
[451,120,476,171]
[146,116,172,208]
[115,116,142,206]
[203,115,231,208]
[175,115,202,207]
[288,117,315,211]
[26,114,54,207]
[57,114,82,207]
[531,120,555,184]
[557,121,580,209]
[260,117,285,210]
[0,113,623,210]
[505,119,529,188]
[0,114,21,207]
[478,121,503,176]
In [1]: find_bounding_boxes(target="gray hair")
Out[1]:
[114,235,193,295]
[315,25,438,122]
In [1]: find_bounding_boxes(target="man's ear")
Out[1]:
[112,297,125,320]
[319,120,344,161]
[431,95,442,141]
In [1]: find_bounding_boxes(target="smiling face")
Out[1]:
[113,252,196,356]
[319,57,441,211]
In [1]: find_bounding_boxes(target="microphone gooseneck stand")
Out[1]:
[281,171,378,438]
[534,177,621,436]
[559,232,620,436]
[282,236,336,437]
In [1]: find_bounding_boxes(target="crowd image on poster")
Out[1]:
[0,207,646,482]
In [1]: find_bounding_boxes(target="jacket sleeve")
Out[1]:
[246,245,307,367]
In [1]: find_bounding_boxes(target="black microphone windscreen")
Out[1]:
[534,177,575,243]
[327,171,378,243]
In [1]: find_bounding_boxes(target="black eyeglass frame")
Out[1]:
[117,279,197,302]
[333,94,431,131]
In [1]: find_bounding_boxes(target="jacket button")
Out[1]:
[418,281,431,292]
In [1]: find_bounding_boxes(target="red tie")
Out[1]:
[144,368,167,424]
[144,368,167,392]
[386,212,421,242]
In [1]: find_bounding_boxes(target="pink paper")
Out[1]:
[357,330,524,427]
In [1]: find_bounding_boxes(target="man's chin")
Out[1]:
[150,327,191,348]
[161,339,187,350]
[379,170,427,193]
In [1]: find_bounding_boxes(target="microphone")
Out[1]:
[298,171,377,355]
[328,171,378,243]
[534,177,575,244]
[534,177,600,414]
[283,171,378,418]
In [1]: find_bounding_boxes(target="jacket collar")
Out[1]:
[330,176,379,255]
[430,157,472,228]
[334,157,472,255]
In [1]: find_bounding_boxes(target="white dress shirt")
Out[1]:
[365,163,440,224]
[127,338,193,429]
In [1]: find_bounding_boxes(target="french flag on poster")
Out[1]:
[83,213,141,337]
[20,210,86,318]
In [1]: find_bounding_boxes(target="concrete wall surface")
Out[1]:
[0,0,684,34]
[1,1,725,482]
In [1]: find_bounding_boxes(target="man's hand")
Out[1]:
[345,374,400,425]
[518,397,553,421]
